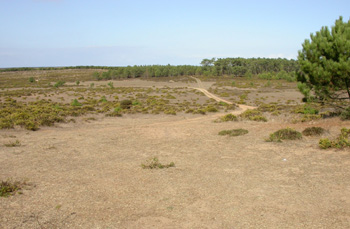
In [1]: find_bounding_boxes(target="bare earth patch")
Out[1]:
[1,112,350,228]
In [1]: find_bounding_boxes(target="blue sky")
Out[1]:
[1,0,349,67]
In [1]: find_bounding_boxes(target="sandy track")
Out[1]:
[190,76,256,114]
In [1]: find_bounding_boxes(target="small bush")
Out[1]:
[215,114,238,122]
[120,100,132,109]
[300,114,321,122]
[319,128,350,149]
[141,157,175,169]
[206,106,218,112]
[267,128,302,142]
[71,99,82,106]
[99,96,108,103]
[302,127,326,136]
[29,77,35,83]
[54,80,65,88]
[340,107,350,120]
[218,129,248,137]
[240,109,267,122]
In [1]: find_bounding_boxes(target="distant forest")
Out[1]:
[1,57,299,81]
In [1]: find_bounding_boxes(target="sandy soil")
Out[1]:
[1,79,350,228]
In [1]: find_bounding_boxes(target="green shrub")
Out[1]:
[29,77,35,83]
[302,127,326,136]
[319,138,332,149]
[294,104,319,115]
[120,100,132,109]
[240,109,267,122]
[215,114,238,122]
[319,128,350,149]
[99,96,108,103]
[206,106,218,112]
[54,80,65,88]
[71,99,82,106]
[141,157,175,169]
[218,129,248,137]
[300,114,321,122]
[267,128,302,142]
[132,100,141,106]
[107,82,114,88]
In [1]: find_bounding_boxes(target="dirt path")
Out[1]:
[190,76,256,114]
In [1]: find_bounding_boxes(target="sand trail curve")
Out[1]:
[189,76,256,114]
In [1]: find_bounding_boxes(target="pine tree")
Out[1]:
[297,16,350,102]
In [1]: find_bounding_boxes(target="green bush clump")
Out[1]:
[99,96,108,103]
[206,106,218,112]
[319,128,350,149]
[120,100,132,109]
[302,127,326,136]
[0,99,83,130]
[215,113,238,122]
[54,80,65,88]
[294,104,319,115]
[141,157,175,169]
[267,128,302,142]
[218,129,248,137]
[240,109,267,122]
[71,99,82,106]
[300,114,321,122]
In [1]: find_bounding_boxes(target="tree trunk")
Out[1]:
[345,78,350,101]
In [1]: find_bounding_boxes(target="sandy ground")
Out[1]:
[1,78,350,228]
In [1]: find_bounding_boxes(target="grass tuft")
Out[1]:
[141,157,175,169]
[4,139,21,147]
[0,179,25,197]
[218,128,248,137]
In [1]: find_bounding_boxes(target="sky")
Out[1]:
[1,0,349,67]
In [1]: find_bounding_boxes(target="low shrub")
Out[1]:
[215,114,238,122]
[206,106,218,112]
[71,99,82,106]
[240,109,267,122]
[218,128,248,137]
[319,128,350,149]
[120,100,132,109]
[302,127,326,136]
[267,128,302,142]
[54,80,65,88]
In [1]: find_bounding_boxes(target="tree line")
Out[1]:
[1,57,299,81]
[92,58,298,81]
